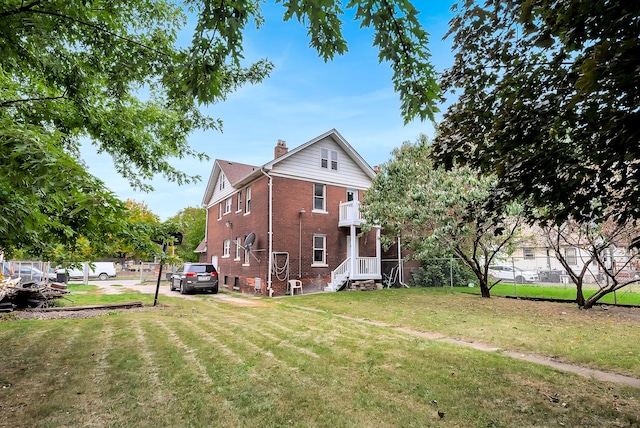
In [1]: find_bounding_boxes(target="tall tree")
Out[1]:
[543,218,640,308]
[165,207,206,262]
[50,199,164,265]
[433,0,640,225]
[0,0,437,258]
[362,135,522,297]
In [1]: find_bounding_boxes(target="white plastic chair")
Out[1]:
[289,279,303,296]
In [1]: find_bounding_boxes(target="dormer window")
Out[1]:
[321,148,338,170]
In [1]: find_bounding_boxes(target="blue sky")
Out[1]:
[83,1,457,220]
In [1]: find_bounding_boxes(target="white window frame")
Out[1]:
[234,237,241,260]
[313,183,326,212]
[523,247,535,260]
[245,186,251,214]
[236,190,243,212]
[565,247,577,266]
[320,148,338,170]
[243,236,250,266]
[219,173,226,191]
[312,234,327,266]
[223,239,231,258]
[218,202,223,220]
[224,197,232,214]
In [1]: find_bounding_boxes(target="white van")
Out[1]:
[57,262,117,281]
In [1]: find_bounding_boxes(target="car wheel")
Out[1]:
[169,280,174,291]
[212,286,218,294]
[98,273,108,281]
[515,275,523,284]
[179,281,186,294]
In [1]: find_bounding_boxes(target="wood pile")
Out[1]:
[0,278,69,312]
[348,280,383,291]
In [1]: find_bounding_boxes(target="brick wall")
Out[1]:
[206,174,379,296]
[206,176,270,295]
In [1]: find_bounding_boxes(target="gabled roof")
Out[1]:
[201,159,257,206]
[219,160,258,184]
[201,129,375,206]
[194,238,207,253]
[263,128,375,178]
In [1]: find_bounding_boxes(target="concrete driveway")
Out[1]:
[67,279,263,306]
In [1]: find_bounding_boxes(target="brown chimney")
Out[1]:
[274,139,288,158]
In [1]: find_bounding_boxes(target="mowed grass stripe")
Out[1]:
[154,319,214,385]
[0,320,95,425]
[135,316,241,426]
[131,319,168,404]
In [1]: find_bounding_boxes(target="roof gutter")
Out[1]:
[260,167,273,297]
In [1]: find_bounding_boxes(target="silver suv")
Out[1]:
[170,263,219,294]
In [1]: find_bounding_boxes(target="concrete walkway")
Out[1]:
[291,305,640,389]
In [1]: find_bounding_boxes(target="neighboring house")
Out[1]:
[201,129,382,296]
[501,225,638,283]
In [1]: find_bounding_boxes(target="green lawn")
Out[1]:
[458,282,640,305]
[1,287,638,427]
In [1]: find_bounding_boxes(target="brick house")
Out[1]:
[200,129,382,296]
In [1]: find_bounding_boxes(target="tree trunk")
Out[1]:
[478,278,491,298]
[575,282,586,307]
[584,287,613,309]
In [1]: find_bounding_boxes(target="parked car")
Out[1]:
[56,262,117,281]
[170,263,218,294]
[488,265,539,283]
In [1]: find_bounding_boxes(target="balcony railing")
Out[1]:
[339,200,364,227]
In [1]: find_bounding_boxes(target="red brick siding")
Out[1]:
[206,176,270,295]
[206,174,379,296]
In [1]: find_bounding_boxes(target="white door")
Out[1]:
[211,255,219,271]
[346,189,358,202]
[347,235,359,259]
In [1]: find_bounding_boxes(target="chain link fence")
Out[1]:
[409,255,640,303]
[1,260,176,284]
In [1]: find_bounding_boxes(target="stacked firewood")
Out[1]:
[0,278,69,312]
[348,280,382,291]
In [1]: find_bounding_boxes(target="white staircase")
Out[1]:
[325,258,350,292]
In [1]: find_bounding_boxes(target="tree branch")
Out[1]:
[1,94,68,108]
[25,8,170,58]
[0,0,42,18]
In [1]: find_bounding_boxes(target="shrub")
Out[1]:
[412,258,476,287]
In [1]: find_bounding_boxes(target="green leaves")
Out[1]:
[435,0,640,225]
[362,134,522,296]
[1,0,436,257]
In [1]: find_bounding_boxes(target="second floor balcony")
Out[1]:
[339,200,365,227]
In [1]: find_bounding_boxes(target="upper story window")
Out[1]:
[313,183,326,211]
[321,148,338,170]
[224,197,232,214]
[565,247,577,265]
[219,173,226,191]
[223,239,231,257]
[245,186,252,214]
[237,190,243,212]
[218,202,223,220]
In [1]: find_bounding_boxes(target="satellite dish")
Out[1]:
[244,232,256,251]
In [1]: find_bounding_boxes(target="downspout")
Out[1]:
[260,168,274,296]
[398,234,407,287]
[203,203,209,263]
